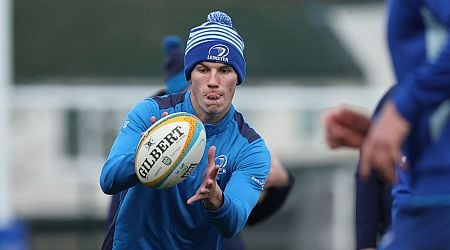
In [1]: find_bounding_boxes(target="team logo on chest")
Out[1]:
[214,155,228,175]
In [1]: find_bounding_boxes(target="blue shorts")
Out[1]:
[380,203,450,250]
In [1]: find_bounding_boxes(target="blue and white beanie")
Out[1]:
[184,11,246,85]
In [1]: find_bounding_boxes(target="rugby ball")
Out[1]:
[135,112,206,189]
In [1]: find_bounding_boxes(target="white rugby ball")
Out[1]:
[135,112,206,189]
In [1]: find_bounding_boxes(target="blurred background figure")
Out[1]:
[324,0,450,249]
[359,1,450,249]
[156,35,191,96]
[322,103,392,250]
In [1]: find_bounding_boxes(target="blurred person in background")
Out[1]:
[155,35,192,96]
[323,99,393,250]
[105,33,295,250]
[324,0,450,249]
[100,10,272,249]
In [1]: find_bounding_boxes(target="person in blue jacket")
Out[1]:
[358,0,450,249]
[324,0,450,249]
[99,11,271,250]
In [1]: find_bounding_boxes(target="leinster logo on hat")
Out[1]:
[207,44,229,63]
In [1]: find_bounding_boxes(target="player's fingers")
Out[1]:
[386,147,401,183]
[339,108,370,134]
[199,187,209,194]
[372,151,391,178]
[162,112,169,118]
[375,163,396,184]
[207,165,219,182]
[187,193,204,205]
[325,124,347,147]
[335,126,364,148]
[207,146,216,168]
[324,123,345,148]
[393,148,403,167]
[186,195,199,205]
[150,116,157,125]
[326,123,364,148]
[325,134,341,149]
[370,145,397,184]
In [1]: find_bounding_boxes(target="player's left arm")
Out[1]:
[246,150,294,225]
[189,140,270,238]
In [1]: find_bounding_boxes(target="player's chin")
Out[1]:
[204,105,227,116]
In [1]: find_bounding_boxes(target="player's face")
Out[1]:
[189,61,237,124]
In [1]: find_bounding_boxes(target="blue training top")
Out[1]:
[100,91,270,250]
[387,0,450,201]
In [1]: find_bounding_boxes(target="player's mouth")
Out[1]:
[206,92,222,100]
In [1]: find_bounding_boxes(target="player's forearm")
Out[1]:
[205,194,249,238]
[207,143,270,237]
[100,153,139,194]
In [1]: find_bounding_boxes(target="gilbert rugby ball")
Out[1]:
[135,112,206,189]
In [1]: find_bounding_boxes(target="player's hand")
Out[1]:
[187,146,224,210]
[359,101,410,183]
[150,112,169,125]
[322,105,371,149]
[142,112,169,136]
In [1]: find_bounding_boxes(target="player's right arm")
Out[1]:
[99,99,158,194]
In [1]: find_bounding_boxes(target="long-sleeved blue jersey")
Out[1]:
[387,0,450,202]
[100,91,270,250]
[357,1,450,248]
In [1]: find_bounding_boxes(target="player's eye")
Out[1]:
[220,66,233,74]
[195,66,207,73]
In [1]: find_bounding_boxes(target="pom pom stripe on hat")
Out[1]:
[186,24,244,55]
[184,11,246,85]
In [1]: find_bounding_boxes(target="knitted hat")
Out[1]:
[161,35,191,94]
[184,11,246,85]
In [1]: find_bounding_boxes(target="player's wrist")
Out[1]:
[203,189,224,211]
